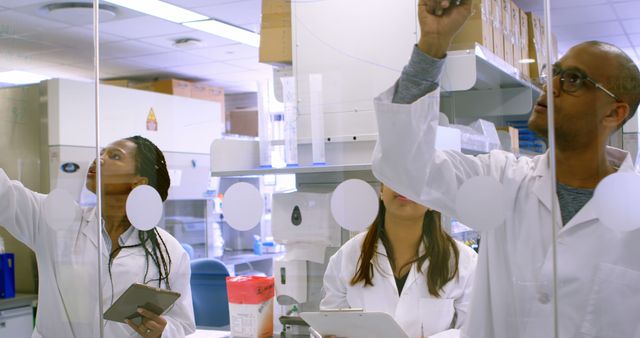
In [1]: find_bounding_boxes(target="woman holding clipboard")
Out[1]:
[320,184,477,338]
[0,136,195,337]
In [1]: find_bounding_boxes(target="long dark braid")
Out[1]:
[107,136,172,289]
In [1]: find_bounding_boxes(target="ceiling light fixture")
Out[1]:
[0,71,50,85]
[103,0,208,23]
[103,0,260,48]
[184,20,260,48]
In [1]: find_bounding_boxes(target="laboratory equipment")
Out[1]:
[270,189,345,334]
[0,235,15,299]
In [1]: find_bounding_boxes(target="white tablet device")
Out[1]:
[103,283,181,324]
[300,311,410,338]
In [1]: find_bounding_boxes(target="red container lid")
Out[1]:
[226,276,275,304]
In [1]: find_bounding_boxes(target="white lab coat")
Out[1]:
[371,87,640,338]
[0,169,196,337]
[321,232,477,338]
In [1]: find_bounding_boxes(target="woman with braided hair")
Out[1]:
[0,135,195,337]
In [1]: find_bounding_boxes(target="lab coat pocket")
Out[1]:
[578,263,640,338]
[419,298,455,337]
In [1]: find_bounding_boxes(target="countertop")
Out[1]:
[0,293,37,311]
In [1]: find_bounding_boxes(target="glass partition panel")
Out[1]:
[547,1,640,338]
[0,0,100,336]
[289,0,562,338]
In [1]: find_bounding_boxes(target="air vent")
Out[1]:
[39,2,118,24]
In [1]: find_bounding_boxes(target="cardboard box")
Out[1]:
[497,126,519,154]
[501,0,514,66]
[228,108,258,137]
[191,83,224,103]
[451,0,493,51]
[519,8,530,77]
[192,83,226,125]
[101,79,131,88]
[259,0,292,65]
[510,0,521,67]
[131,79,192,98]
[262,0,290,14]
[492,0,504,60]
[527,12,546,82]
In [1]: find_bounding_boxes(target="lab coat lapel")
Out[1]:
[531,152,554,212]
[117,228,142,259]
[562,148,635,231]
[374,239,425,296]
[561,199,597,231]
[375,240,401,296]
[80,208,110,259]
[401,241,426,294]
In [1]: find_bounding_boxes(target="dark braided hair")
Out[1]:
[108,136,173,290]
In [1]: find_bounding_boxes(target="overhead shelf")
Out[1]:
[439,44,542,118]
[211,163,372,177]
[441,43,541,93]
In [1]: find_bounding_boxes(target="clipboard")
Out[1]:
[103,283,181,324]
[300,311,410,338]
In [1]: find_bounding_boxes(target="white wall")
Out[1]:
[47,79,222,154]
[292,0,418,141]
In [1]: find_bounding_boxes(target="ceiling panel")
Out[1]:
[0,54,60,71]
[196,0,261,28]
[98,16,192,39]
[187,43,258,61]
[12,0,144,26]
[100,59,158,77]
[550,5,617,26]
[226,57,273,71]
[622,19,640,34]
[552,21,625,40]
[0,36,60,55]
[0,10,68,37]
[164,0,245,9]
[100,40,171,59]
[32,63,94,80]
[564,35,631,48]
[22,26,126,49]
[30,49,94,67]
[125,51,212,68]
[166,62,246,77]
[140,30,237,50]
[628,34,640,45]
[0,0,634,94]
[613,1,640,20]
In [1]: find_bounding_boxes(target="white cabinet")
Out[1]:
[0,306,33,338]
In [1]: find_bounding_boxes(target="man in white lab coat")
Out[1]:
[371,1,640,337]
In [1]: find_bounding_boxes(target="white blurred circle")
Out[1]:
[331,179,379,232]
[455,176,507,232]
[126,185,163,231]
[593,173,640,232]
[44,189,81,230]
[223,182,264,231]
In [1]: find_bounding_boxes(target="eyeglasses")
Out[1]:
[539,63,622,102]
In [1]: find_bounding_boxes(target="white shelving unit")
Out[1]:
[440,44,542,119]
[212,164,371,178]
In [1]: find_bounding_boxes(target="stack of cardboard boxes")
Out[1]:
[451,0,557,84]
[527,12,559,83]
[259,0,292,65]
[102,78,226,124]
